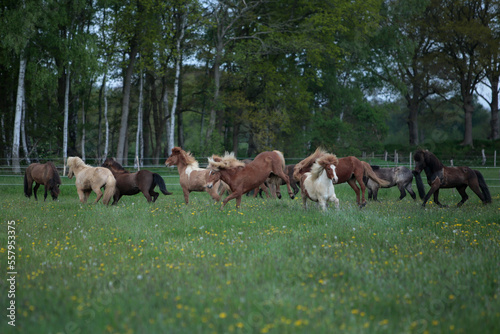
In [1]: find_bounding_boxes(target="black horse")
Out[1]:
[412,149,491,207]
[363,165,416,201]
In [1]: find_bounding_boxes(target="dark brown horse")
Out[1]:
[294,148,389,207]
[24,162,61,201]
[207,151,295,209]
[102,158,172,205]
[413,149,491,207]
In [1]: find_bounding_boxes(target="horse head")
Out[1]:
[412,150,427,175]
[206,169,221,189]
[165,147,181,166]
[316,154,339,183]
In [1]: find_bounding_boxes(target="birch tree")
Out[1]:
[12,56,26,173]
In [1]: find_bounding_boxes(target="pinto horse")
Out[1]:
[364,165,416,201]
[300,154,339,210]
[102,158,172,205]
[164,147,228,204]
[24,162,62,201]
[412,149,491,207]
[67,156,116,205]
[294,148,389,207]
[207,150,295,209]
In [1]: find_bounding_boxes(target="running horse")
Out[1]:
[412,149,491,207]
[24,161,62,201]
[102,158,172,205]
[300,154,340,210]
[364,165,416,201]
[67,156,116,205]
[207,150,295,209]
[294,148,389,207]
[164,147,229,204]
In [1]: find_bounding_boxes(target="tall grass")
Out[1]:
[1,170,499,334]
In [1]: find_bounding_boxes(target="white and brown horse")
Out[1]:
[300,154,339,210]
[164,147,228,204]
[67,157,116,205]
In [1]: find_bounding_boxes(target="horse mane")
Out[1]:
[415,149,444,170]
[173,147,199,168]
[310,154,338,179]
[67,156,91,169]
[293,147,329,181]
[103,157,128,172]
[208,152,245,170]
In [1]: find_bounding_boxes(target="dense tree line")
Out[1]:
[1,0,499,172]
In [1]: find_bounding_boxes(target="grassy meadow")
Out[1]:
[1,167,499,334]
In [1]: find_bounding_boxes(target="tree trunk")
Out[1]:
[116,41,139,165]
[407,98,419,146]
[21,93,30,164]
[462,94,474,147]
[169,16,185,155]
[103,77,109,160]
[205,38,223,148]
[81,100,86,162]
[232,122,239,155]
[12,56,26,173]
[135,71,144,167]
[490,77,499,140]
[63,64,70,175]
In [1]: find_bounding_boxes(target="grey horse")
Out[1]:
[364,165,416,201]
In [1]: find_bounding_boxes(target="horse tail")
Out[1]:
[363,162,390,187]
[24,169,31,198]
[413,171,426,199]
[47,162,62,198]
[273,150,286,171]
[474,170,492,203]
[102,174,117,205]
[153,173,172,195]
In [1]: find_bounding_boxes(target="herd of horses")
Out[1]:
[23,148,492,210]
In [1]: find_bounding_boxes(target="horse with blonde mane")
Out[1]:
[164,147,228,204]
[300,154,340,210]
[294,148,390,207]
[207,150,295,209]
[67,157,116,205]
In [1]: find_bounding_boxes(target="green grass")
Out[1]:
[1,168,499,334]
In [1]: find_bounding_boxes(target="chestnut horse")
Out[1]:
[67,156,116,205]
[102,158,172,205]
[413,149,491,207]
[24,161,61,201]
[294,148,389,207]
[207,150,295,209]
[164,147,228,204]
[300,154,339,210]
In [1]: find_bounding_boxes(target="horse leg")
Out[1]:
[33,183,40,201]
[329,194,340,209]
[355,175,367,207]
[112,192,122,205]
[182,188,190,204]
[456,185,469,207]
[318,199,327,211]
[406,182,417,200]
[433,189,446,207]
[347,179,362,207]
[220,191,241,210]
[422,178,440,207]
[467,179,486,204]
[43,184,49,201]
[92,186,104,204]
[397,183,406,200]
[272,168,295,200]
[77,188,87,203]
[372,185,380,201]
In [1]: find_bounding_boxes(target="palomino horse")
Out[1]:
[24,161,61,201]
[67,157,116,205]
[300,154,339,210]
[207,150,295,209]
[364,165,416,201]
[413,149,491,207]
[164,147,228,204]
[102,158,172,205]
[294,148,389,207]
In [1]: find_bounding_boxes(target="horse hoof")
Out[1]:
[290,195,295,200]
[277,194,282,199]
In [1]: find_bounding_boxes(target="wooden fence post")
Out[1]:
[481,149,486,165]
